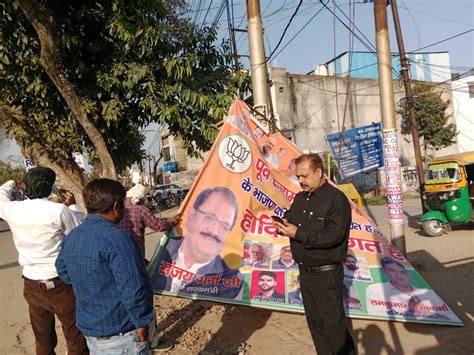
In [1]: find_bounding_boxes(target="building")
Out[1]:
[451,69,474,153]
[318,51,451,83]
[160,127,207,187]
[158,52,463,192]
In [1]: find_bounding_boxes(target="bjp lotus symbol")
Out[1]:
[225,137,251,170]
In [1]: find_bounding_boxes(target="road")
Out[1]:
[0,201,473,354]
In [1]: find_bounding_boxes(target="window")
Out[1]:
[163,146,171,161]
[468,82,474,98]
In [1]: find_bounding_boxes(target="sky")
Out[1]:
[204,0,473,74]
[2,0,473,163]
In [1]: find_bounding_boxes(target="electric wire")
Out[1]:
[267,0,304,63]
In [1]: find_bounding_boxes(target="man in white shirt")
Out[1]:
[365,257,452,320]
[0,167,88,354]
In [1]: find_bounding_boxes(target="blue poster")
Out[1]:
[326,123,384,179]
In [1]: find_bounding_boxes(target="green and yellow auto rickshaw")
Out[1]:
[421,151,474,237]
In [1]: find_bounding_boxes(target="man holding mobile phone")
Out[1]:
[274,153,356,355]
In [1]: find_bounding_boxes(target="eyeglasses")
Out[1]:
[195,208,232,232]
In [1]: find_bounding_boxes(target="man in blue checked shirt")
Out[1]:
[56,179,155,354]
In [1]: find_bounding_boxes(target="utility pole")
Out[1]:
[391,0,427,213]
[146,155,153,188]
[246,0,270,117]
[374,0,406,255]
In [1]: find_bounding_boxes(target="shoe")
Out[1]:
[151,339,173,352]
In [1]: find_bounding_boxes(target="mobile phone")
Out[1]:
[271,215,284,224]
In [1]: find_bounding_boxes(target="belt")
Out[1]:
[301,263,340,272]
[96,327,136,340]
[23,276,61,283]
[23,276,62,290]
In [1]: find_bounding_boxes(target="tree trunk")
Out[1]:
[0,104,88,210]
[17,0,117,179]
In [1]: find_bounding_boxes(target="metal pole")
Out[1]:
[247,0,269,116]
[374,0,406,255]
[147,156,153,187]
[390,0,427,213]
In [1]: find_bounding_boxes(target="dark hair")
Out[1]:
[23,167,56,199]
[259,271,277,281]
[346,254,357,261]
[380,256,405,270]
[83,179,125,214]
[193,187,239,227]
[295,153,324,173]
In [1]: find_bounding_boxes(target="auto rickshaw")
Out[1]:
[421,151,474,237]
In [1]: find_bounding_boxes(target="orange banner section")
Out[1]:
[149,99,462,326]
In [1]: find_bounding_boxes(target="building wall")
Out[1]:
[452,72,474,153]
[270,67,458,169]
[325,51,451,83]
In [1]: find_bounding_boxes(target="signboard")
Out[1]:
[326,123,384,179]
[148,100,462,326]
[23,159,34,170]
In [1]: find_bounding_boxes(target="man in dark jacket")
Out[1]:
[274,153,356,355]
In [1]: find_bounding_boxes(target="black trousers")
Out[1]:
[299,264,356,355]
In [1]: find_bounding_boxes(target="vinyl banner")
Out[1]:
[148,99,463,326]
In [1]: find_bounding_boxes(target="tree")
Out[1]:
[398,83,457,162]
[0,0,249,199]
[0,158,25,184]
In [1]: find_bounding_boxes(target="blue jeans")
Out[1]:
[85,329,149,354]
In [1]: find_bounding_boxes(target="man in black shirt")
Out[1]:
[275,153,356,354]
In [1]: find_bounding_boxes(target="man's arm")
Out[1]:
[58,205,82,235]
[141,207,178,232]
[108,231,154,334]
[0,181,15,219]
[55,241,71,284]
[294,194,351,249]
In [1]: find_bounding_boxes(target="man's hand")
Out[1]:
[274,219,297,239]
[168,213,182,225]
[60,189,76,206]
[136,325,149,342]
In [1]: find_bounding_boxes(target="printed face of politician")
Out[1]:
[185,192,236,263]
[384,263,410,289]
[344,256,358,271]
[250,244,265,262]
[258,275,277,292]
[280,246,293,263]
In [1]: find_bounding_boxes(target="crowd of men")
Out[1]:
[0,152,357,355]
[0,168,178,354]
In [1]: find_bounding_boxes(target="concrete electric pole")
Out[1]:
[390,0,427,213]
[246,0,270,117]
[374,0,406,255]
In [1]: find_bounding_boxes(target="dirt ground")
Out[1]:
[1,199,473,354]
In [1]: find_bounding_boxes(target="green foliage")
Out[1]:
[398,83,457,159]
[0,0,250,172]
[363,195,386,206]
[0,159,25,185]
[321,150,339,179]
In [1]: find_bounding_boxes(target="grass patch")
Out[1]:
[363,195,386,206]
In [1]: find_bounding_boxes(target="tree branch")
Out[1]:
[17,0,117,179]
[0,103,88,208]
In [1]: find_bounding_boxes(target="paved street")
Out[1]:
[1,200,473,354]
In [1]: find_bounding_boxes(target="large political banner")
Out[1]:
[148,99,462,326]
